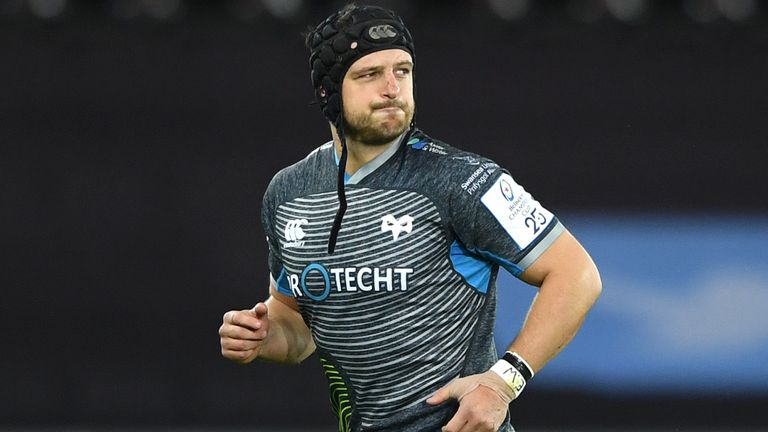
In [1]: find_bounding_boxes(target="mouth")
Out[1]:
[373,106,404,114]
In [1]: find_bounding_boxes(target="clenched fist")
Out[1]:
[219,303,269,364]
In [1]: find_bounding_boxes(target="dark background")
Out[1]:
[1,0,766,429]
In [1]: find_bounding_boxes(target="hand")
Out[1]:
[426,371,514,432]
[219,303,269,364]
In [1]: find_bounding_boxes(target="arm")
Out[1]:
[428,229,601,432]
[509,228,602,372]
[219,280,316,365]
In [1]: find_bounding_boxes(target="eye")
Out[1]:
[356,71,377,80]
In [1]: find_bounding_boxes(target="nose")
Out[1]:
[382,70,400,99]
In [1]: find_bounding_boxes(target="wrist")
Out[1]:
[489,351,534,400]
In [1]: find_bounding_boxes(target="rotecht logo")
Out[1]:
[381,214,413,241]
[287,263,414,301]
[283,219,308,248]
[368,24,397,40]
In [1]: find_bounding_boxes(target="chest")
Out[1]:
[274,187,447,303]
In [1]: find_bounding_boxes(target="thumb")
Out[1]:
[426,379,460,405]
[251,302,268,318]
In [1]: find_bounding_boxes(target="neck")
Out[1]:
[331,126,404,175]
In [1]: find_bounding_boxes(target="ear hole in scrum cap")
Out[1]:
[306,4,416,254]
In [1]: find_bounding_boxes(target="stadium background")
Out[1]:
[1,0,766,430]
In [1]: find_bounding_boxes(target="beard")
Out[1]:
[342,100,415,146]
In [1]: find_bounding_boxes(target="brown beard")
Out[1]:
[342,100,414,146]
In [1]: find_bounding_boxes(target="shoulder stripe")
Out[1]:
[517,220,565,270]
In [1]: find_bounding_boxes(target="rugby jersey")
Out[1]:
[261,128,564,432]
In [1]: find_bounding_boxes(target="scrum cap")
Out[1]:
[307,4,415,128]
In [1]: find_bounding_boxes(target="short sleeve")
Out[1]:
[449,161,564,277]
[261,180,295,297]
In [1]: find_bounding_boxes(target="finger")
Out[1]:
[219,323,264,341]
[252,302,268,318]
[224,310,262,331]
[221,337,261,352]
[441,409,469,432]
[222,347,256,363]
[426,380,457,405]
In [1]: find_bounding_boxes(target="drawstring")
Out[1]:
[326,121,415,254]
[328,126,348,254]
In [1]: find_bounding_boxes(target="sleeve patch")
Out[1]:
[480,173,554,249]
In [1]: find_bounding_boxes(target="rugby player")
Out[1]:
[220,4,601,431]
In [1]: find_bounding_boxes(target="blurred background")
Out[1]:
[1,0,767,430]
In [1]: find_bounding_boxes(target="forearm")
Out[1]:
[256,296,316,364]
[510,262,601,373]
[426,267,600,429]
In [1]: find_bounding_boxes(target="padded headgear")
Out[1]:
[307,4,415,128]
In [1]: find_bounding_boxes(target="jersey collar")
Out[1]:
[332,130,408,185]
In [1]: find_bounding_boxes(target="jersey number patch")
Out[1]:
[480,173,554,249]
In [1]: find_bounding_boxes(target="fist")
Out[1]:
[219,303,269,364]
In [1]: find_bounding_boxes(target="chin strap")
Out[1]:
[328,126,348,255]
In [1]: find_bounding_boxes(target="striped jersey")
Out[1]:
[261,128,564,432]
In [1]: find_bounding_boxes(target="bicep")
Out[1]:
[520,229,600,288]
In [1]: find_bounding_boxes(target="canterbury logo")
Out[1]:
[368,24,397,40]
[381,214,413,241]
[284,219,308,242]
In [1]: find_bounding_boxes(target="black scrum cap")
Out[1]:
[307,4,415,129]
[306,5,416,254]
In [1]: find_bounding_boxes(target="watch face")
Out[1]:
[508,369,526,393]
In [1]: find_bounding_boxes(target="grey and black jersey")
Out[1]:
[261,129,564,432]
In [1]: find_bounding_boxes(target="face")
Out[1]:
[341,49,415,146]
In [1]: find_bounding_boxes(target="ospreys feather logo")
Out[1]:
[283,219,308,248]
[381,214,413,241]
[368,24,397,40]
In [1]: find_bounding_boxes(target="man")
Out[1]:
[219,4,601,432]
